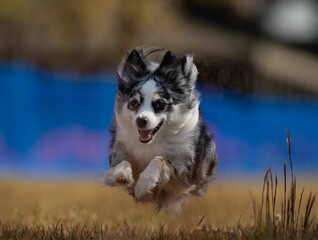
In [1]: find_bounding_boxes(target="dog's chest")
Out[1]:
[115,109,198,172]
[126,140,171,169]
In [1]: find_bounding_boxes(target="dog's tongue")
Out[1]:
[139,130,153,142]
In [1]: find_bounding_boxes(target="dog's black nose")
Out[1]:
[136,117,148,129]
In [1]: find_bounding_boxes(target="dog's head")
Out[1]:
[116,49,199,144]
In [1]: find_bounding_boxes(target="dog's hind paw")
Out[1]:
[102,161,134,187]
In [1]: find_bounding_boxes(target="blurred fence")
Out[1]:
[0,62,318,179]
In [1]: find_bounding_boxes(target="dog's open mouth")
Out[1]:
[138,121,163,144]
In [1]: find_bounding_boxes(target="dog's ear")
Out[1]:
[117,49,148,96]
[159,50,180,70]
[158,51,182,82]
[180,55,198,86]
[118,49,147,81]
[158,51,198,87]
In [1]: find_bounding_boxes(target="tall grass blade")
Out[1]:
[304,192,316,231]
[296,188,304,231]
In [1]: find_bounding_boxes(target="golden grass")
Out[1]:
[0,178,317,232]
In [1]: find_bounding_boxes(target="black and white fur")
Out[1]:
[103,49,217,212]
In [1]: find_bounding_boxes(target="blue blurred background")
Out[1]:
[1,62,317,179]
[1,0,318,179]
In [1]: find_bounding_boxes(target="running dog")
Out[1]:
[103,49,217,212]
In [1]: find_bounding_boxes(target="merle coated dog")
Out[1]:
[103,49,217,212]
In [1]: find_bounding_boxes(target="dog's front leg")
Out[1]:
[102,160,134,189]
[134,156,171,201]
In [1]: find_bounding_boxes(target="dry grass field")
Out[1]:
[0,175,317,239]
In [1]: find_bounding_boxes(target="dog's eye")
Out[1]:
[153,99,166,111]
[128,99,139,109]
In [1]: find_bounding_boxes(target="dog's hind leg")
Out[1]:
[102,160,134,191]
[134,156,171,202]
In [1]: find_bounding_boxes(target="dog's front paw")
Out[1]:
[134,173,158,201]
[102,161,134,187]
[134,156,171,201]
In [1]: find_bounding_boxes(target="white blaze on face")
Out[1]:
[134,80,161,129]
[132,80,165,144]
